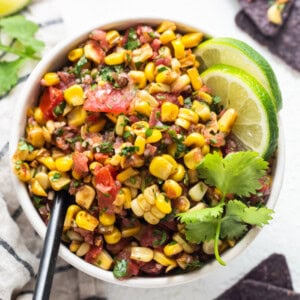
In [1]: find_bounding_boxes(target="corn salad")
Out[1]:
[12,22,271,279]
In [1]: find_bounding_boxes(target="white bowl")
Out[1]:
[9,18,285,288]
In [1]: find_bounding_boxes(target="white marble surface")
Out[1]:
[56,0,300,299]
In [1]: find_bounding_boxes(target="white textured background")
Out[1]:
[57,0,300,299]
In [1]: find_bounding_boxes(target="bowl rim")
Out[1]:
[9,17,285,288]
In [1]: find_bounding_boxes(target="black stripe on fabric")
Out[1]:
[0,141,9,160]
[55,264,74,274]
[0,237,35,277]
[12,206,23,220]
[39,18,64,28]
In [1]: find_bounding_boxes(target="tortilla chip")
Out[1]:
[238,280,300,300]
[215,254,293,299]
[239,0,294,37]
[235,2,300,72]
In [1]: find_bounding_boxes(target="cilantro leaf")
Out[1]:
[0,15,44,53]
[221,216,248,240]
[177,203,224,223]
[197,151,268,197]
[226,200,274,227]
[185,221,218,243]
[124,28,140,50]
[0,59,24,96]
[113,259,128,279]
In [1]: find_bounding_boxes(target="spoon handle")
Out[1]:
[33,190,70,300]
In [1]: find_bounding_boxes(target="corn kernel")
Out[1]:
[175,117,190,130]
[106,30,120,46]
[143,184,159,205]
[33,107,45,125]
[134,100,152,116]
[128,71,147,89]
[13,161,31,182]
[184,148,203,170]
[218,108,238,134]
[67,106,87,127]
[132,43,153,64]
[64,205,81,231]
[173,233,196,253]
[76,185,96,209]
[178,108,199,123]
[153,250,177,267]
[144,211,160,225]
[84,43,103,64]
[31,178,47,197]
[155,193,172,214]
[27,126,45,148]
[35,172,50,190]
[104,51,125,65]
[134,136,146,155]
[192,101,211,122]
[68,48,84,62]
[155,69,177,85]
[184,132,205,148]
[121,224,141,238]
[145,62,155,82]
[148,82,171,94]
[42,72,60,86]
[88,119,106,133]
[202,143,210,155]
[94,249,113,270]
[162,179,182,199]
[69,240,81,252]
[106,113,118,123]
[103,227,122,244]
[188,181,208,201]
[170,164,185,182]
[187,67,202,90]
[131,198,144,217]
[116,167,139,182]
[76,242,91,257]
[131,247,154,262]
[181,32,203,48]
[48,171,71,191]
[119,187,132,209]
[157,21,176,33]
[137,194,151,211]
[161,102,179,122]
[99,212,116,226]
[164,242,183,257]
[55,155,73,172]
[37,156,56,170]
[198,91,213,105]
[75,210,99,231]
[145,129,162,144]
[171,39,185,59]
[161,154,177,173]
[64,84,84,106]
[173,196,190,212]
[150,206,165,219]
[160,29,176,44]
[149,156,173,180]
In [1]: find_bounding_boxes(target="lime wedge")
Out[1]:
[201,64,278,159]
[0,0,31,17]
[195,38,282,111]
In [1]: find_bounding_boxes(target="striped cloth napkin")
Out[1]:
[0,1,107,299]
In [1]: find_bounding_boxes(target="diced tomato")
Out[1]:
[154,57,171,66]
[74,227,94,244]
[106,238,130,255]
[89,29,109,50]
[72,152,89,177]
[57,71,76,89]
[84,84,135,113]
[85,245,103,264]
[151,38,161,52]
[94,153,109,163]
[116,248,140,278]
[94,165,120,213]
[153,92,178,104]
[136,25,155,44]
[149,107,161,127]
[139,225,169,248]
[39,87,64,120]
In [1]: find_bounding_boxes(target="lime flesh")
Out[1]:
[0,0,31,17]
[195,38,282,111]
[201,64,278,159]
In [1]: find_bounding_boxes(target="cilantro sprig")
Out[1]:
[177,151,273,266]
[0,15,45,96]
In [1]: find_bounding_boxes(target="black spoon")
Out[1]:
[33,189,71,300]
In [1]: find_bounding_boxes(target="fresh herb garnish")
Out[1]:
[153,229,167,246]
[157,66,168,73]
[74,55,88,76]
[120,146,139,156]
[53,101,66,117]
[113,259,128,279]
[94,142,114,154]
[168,130,187,158]
[0,15,45,96]
[124,28,140,50]
[123,131,132,139]
[51,172,61,182]
[177,151,272,266]
[145,128,153,138]
[18,140,34,152]
[184,97,192,107]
